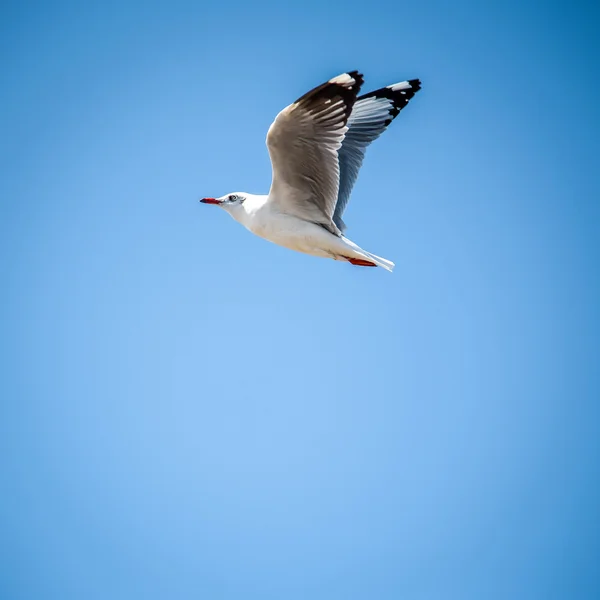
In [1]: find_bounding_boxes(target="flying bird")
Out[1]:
[200,71,421,272]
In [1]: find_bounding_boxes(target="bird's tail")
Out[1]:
[342,237,395,272]
[362,251,395,272]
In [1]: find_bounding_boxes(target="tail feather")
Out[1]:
[341,236,395,272]
[363,251,395,272]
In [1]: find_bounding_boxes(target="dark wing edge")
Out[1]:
[333,78,422,232]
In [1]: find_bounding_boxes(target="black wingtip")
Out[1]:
[294,71,365,121]
[347,70,365,88]
[357,78,421,120]
[408,78,421,89]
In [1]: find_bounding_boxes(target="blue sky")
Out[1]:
[1,0,599,598]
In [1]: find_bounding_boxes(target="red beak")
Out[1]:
[200,197,221,205]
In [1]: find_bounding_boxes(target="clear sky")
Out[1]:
[1,0,599,598]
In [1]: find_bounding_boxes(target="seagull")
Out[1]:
[200,71,421,272]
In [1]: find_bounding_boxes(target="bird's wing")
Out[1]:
[266,71,364,234]
[333,79,421,232]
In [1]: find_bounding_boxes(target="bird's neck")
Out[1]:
[227,194,268,228]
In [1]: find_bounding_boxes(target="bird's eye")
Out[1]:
[229,195,237,201]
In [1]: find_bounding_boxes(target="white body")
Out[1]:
[223,193,394,270]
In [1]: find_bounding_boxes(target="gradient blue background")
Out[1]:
[1,1,599,598]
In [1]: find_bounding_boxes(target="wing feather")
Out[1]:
[266,72,364,234]
[333,79,421,232]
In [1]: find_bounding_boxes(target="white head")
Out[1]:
[200,193,248,211]
[200,192,261,230]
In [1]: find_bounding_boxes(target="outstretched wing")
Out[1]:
[266,71,364,234]
[333,79,421,232]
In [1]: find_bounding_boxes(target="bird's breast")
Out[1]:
[244,207,338,258]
